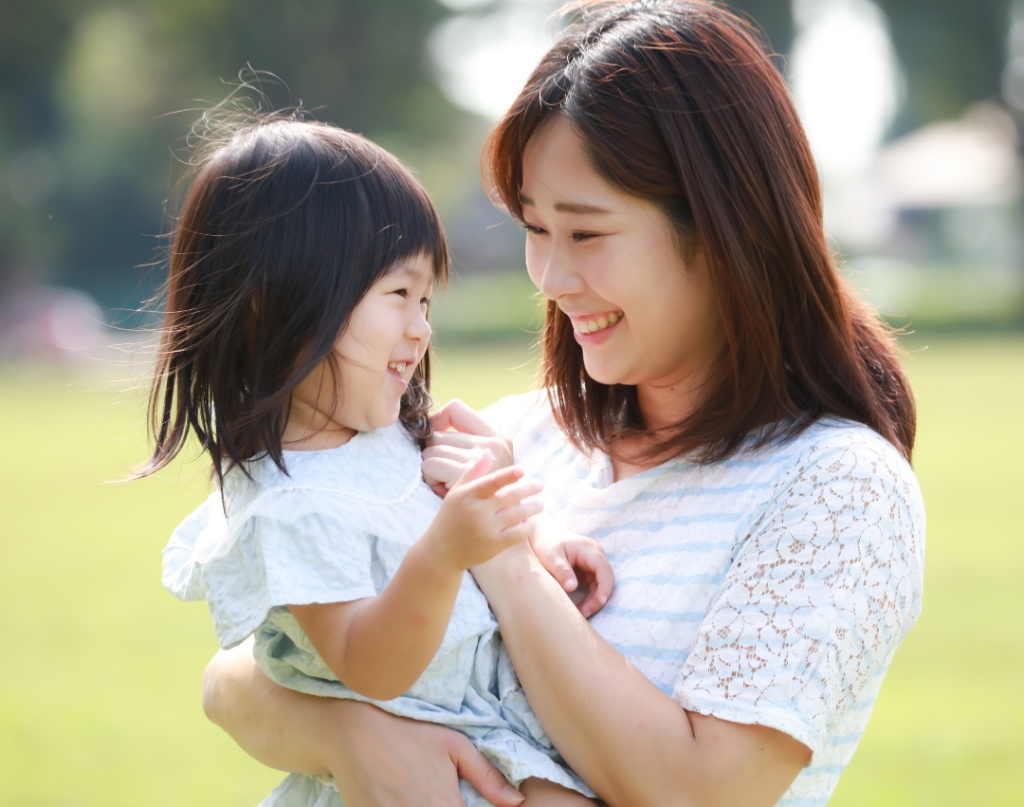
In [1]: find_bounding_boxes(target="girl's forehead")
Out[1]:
[386,252,435,281]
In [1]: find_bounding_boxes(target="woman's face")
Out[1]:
[521,116,724,403]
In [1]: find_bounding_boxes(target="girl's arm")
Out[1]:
[471,535,810,807]
[202,643,530,806]
[291,457,542,700]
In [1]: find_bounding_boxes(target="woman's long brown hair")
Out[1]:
[139,116,448,487]
[484,0,915,463]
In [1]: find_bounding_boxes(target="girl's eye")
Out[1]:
[391,288,408,298]
[572,232,600,242]
[522,223,547,235]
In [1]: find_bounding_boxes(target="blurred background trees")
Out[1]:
[0,0,467,315]
[0,0,1021,340]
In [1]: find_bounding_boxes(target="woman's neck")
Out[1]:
[609,365,710,482]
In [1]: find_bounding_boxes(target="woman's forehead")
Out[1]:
[522,118,623,211]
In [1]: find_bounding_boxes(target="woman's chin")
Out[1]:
[581,357,629,387]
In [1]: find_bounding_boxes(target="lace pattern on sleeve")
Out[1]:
[673,430,925,753]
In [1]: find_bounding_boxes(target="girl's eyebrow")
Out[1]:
[388,262,429,280]
[520,194,611,215]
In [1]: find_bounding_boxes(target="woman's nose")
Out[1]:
[529,241,585,301]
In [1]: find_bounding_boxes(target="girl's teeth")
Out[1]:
[389,362,407,372]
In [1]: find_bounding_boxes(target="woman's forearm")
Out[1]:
[202,641,337,775]
[472,539,808,807]
[203,642,529,807]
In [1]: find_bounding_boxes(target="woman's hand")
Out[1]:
[325,705,527,807]
[423,400,514,497]
[202,645,527,807]
[529,523,614,619]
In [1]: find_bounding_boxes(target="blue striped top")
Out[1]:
[483,391,926,807]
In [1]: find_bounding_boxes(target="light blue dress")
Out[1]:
[163,422,592,807]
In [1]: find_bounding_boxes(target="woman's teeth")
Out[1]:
[571,312,623,334]
[388,362,407,373]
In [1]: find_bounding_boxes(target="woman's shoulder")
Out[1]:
[767,417,920,493]
[752,417,926,558]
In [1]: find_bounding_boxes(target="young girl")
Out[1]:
[145,115,606,806]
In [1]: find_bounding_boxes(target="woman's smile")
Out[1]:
[521,115,724,393]
[566,310,624,345]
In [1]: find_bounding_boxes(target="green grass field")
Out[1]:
[1,333,1021,806]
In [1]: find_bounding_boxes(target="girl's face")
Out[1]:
[288,253,433,447]
[521,117,724,414]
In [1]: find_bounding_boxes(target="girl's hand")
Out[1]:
[529,523,614,619]
[423,453,543,571]
[423,400,514,498]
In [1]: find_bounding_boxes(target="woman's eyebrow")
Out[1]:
[520,194,611,215]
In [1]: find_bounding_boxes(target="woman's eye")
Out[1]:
[522,223,547,235]
[391,288,408,298]
[572,232,599,242]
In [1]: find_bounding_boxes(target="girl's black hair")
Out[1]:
[139,115,448,486]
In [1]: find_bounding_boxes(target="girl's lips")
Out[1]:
[572,314,623,346]
[387,367,408,388]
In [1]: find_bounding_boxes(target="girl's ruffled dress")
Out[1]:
[163,422,591,807]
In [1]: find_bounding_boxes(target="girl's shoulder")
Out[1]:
[164,422,432,598]
[227,420,424,507]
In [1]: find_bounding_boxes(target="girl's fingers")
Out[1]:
[426,431,490,450]
[491,478,544,509]
[466,465,529,498]
[454,452,494,488]
[431,399,498,437]
[422,457,467,488]
[495,500,544,530]
[493,520,536,547]
[423,444,479,463]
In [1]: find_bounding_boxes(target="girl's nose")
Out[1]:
[407,307,431,342]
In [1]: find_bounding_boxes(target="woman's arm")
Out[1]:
[471,536,810,807]
[202,643,530,807]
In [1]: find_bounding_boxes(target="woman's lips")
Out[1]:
[570,312,624,346]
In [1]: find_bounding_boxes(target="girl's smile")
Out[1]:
[284,252,434,449]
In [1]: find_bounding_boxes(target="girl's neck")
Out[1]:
[281,398,358,451]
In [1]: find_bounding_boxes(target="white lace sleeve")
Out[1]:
[672,431,925,755]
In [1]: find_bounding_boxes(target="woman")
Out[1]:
[201,3,925,805]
